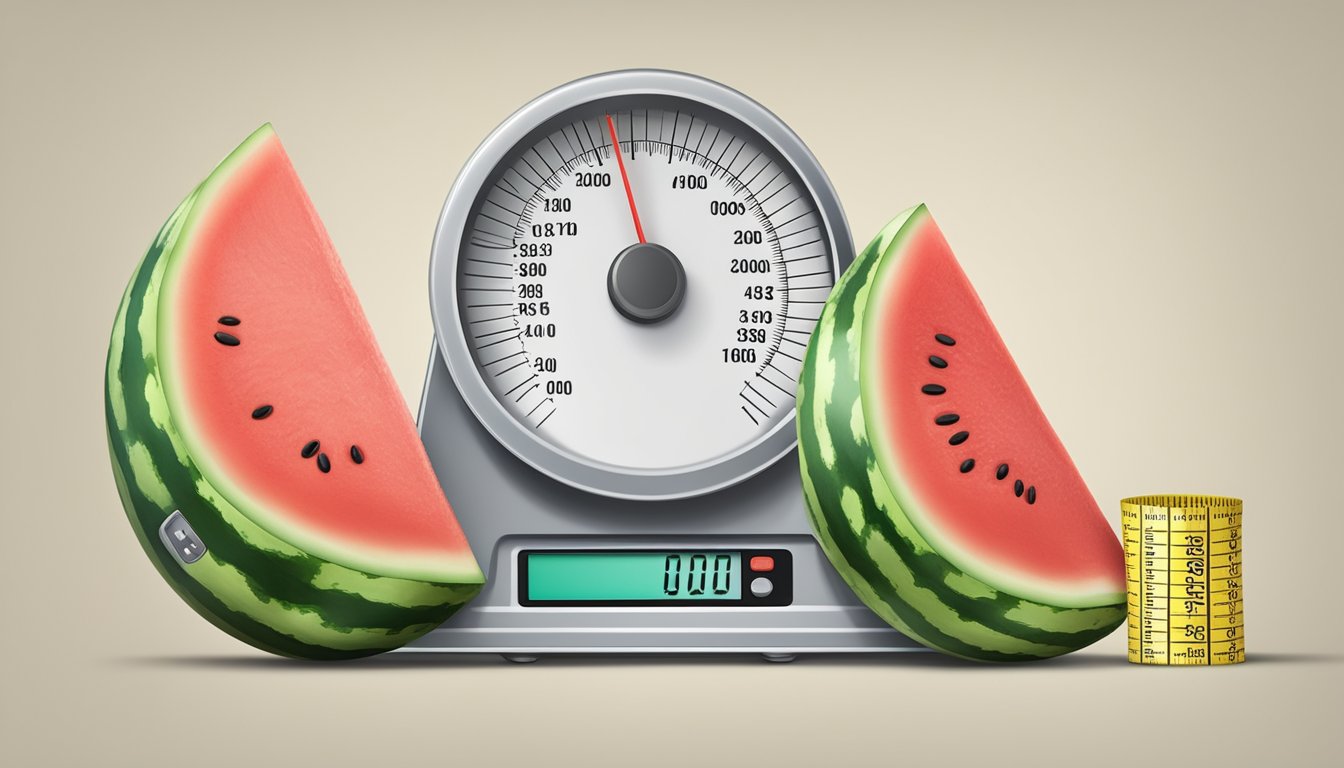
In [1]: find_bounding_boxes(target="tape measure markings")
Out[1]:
[1122,495,1243,665]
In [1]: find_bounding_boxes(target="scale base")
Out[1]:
[409,344,922,658]
[494,653,802,664]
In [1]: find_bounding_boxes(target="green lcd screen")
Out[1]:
[524,551,742,603]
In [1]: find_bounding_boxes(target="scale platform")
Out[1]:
[405,345,918,660]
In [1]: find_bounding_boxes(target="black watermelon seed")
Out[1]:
[928,355,948,369]
[922,384,946,396]
[317,453,331,473]
[935,333,956,346]
[1026,486,1037,504]
[218,316,241,326]
[350,445,364,464]
[301,440,320,459]
[1014,479,1024,497]
[996,463,1009,480]
[959,458,975,473]
[949,431,969,446]
[934,413,960,426]
[214,331,240,346]
[251,405,273,420]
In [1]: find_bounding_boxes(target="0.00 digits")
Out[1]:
[663,554,732,596]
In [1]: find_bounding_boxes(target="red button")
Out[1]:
[749,555,775,572]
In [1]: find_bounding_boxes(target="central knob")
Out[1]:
[607,243,687,324]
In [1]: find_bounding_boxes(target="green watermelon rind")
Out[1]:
[797,206,1124,661]
[105,141,481,660]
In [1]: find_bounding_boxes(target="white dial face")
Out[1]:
[458,105,834,472]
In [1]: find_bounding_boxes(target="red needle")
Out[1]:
[606,113,647,244]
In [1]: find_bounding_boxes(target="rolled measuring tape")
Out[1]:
[1121,495,1244,665]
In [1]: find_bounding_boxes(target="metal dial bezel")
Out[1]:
[429,69,854,500]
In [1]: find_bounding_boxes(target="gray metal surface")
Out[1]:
[406,347,919,654]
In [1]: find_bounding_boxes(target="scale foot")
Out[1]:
[762,653,796,663]
[502,654,539,664]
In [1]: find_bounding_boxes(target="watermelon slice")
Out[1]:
[798,205,1125,661]
[105,125,483,659]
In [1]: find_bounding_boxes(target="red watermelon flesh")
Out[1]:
[158,125,478,584]
[865,207,1124,606]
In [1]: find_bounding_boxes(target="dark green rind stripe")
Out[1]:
[798,210,1123,661]
[106,188,479,659]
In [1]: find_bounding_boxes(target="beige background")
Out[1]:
[3,0,1341,765]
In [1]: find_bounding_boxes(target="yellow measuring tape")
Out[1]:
[1121,495,1244,665]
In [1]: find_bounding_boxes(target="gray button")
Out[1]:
[750,577,773,598]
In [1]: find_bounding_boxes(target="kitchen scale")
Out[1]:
[406,70,919,661]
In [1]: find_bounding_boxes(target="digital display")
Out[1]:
[524,551,742,603]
